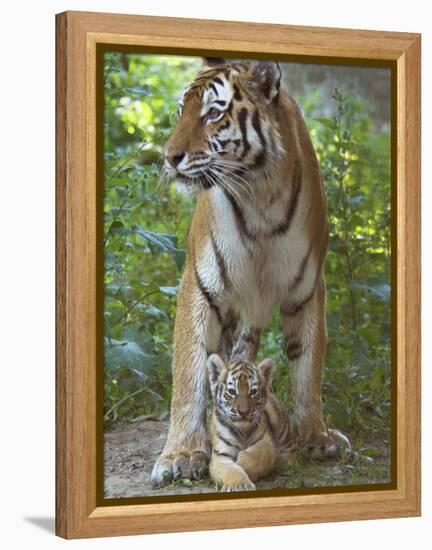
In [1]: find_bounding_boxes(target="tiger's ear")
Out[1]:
[250,61,281,102]
[202,56,226,68]
[257,358,276,386]
[207,354,227,387]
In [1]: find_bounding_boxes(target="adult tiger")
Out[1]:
[151,58,348,486]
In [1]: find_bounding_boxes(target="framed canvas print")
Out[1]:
[55,11,421,539]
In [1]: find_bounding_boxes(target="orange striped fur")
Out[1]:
[207,355,297,491]
[152,58,349,487]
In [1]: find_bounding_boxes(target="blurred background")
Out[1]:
[102,53,391,488]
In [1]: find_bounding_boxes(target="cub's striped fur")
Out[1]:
[152,58,349,486]
[207,354,296,492]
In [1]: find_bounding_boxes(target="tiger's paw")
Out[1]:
[217,471,256,492]
[151,449,209,487]
[302,428,352,461]
[220,479,256,493]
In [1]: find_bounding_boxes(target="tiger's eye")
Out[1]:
[250,388,258,397]
[227,388,236,397]
[207,107,221,120]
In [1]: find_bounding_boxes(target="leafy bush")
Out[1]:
[103,54,199,424]
[103,54,391,445]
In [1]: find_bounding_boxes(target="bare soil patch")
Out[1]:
[104,420,391,498]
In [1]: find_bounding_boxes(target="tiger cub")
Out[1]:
[207,353,296,492]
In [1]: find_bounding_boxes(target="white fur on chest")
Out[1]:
[197,187,317,328]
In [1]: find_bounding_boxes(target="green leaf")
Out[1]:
[123,86,152,96]
[359,447,381,458]
[173,249,186,271]
[104,337,155,374]
[314,116,337,130]
[159,286,178,297]
[108,220,128,235]
[132,226,178,253]
[114,186,129,198]
[348,282,390,302]
[346,193,365,207]
[144,305,168,318]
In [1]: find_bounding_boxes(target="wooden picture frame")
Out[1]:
[55,10,421,539]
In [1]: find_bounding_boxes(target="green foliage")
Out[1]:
[103,54,391,449]
[103,53,199,425]
[316,88,390,438]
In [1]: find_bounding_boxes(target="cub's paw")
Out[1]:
[151,450,209,487]
[221,480,256,493]
[218,470,256,492]
[302,428,352,461]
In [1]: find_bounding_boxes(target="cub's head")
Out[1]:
[207,354,275,423]
[164,58,284,194]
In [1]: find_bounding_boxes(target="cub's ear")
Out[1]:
[250,61,281,102]
[207,354,226,387]
[202,56,226,68]
[257,358,276,386]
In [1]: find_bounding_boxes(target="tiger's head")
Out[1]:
[164,58,284,194]
[207,354,275,423]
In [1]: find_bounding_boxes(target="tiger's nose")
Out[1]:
[238,406,249,418]
[166,151,185,168]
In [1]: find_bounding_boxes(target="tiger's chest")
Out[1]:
[206,187,317,327]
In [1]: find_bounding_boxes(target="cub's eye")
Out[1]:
[250,388,258,397]
[227,388,237,397]
[206,107,222,121]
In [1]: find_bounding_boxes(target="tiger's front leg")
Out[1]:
[237,434,276,482]
[210,453,256,492]
[151,262,221,486]
[281,276,351,459]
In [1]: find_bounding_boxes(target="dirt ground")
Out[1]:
[104,419,391,499]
